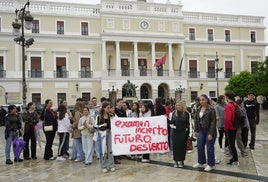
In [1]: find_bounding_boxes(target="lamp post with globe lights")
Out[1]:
[12,0,34,109]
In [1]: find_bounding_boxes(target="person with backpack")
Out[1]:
[243,91,260,150]
[224,90,239,166]
[236,99,249,157]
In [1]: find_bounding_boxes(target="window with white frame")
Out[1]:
[250,31,256,43]
[225,30,231,42]
[208,29,213,41]
[189,28,195,40]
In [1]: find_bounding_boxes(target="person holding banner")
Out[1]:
[140,104,152,162]
[169,101,190,168]
[193,94,217,172]
[96,101,115,173]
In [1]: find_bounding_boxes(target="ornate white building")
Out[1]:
[0,0,266,106]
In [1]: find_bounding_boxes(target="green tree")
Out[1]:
[225,71,259,98]
[255,57,268,96]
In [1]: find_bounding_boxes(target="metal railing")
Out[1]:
[224,72,235,78]
[188,71,200,78]
[54,70,69,78]
[0,70,6,78]
[28,70,43,78]
[79,71,93,78]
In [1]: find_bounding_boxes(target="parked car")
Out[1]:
[35,103,44,115]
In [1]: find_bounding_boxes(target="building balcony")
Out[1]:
[79,71,93,78]
[140,69,152,76]
[54,70,69,78]
[157,70,169,76]
[207,72,216,78]
[0,70,6,78]
[224,72,235,78]
[121,69,134,77]
[28,70,43,78]
[174,70,183,77]
[188,71,200,78]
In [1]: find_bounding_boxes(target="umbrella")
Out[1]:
[35,124,42,149]
[13,138,26,159]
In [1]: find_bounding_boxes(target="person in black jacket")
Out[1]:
[5,105,22,164]
[40,99,57,160]
[243,92,260,150]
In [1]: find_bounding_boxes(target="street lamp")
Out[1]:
[215,52,222,98]
[12,0,34,110]
[176,85,185,101]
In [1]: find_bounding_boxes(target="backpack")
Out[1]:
[232,103,245,128]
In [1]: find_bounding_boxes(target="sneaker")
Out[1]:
[49,156,56,160]
[84,162,91,165]
[32,156,37,160]
[74,159,82,162]
[56,156,66,161]
[250,146,255,150]
[173,162,178,168]
[178,161,184,168]
[24,157,31,160]
[6,159,13,165]
[215,159,221,164]
[220,148,225,153]
[141,159,150,163]
[187,150,193,154]
[62,154,69,158]
[204,165,215,172]
[193,163,204,168]
[102,168,108,173]
[14,158,23,162]
[232,161,240,166]
[110,167,115,172]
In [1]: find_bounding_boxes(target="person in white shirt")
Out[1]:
[78,107,96,165]
[56,104,71,161]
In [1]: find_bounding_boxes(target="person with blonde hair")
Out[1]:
[169,101,190,168]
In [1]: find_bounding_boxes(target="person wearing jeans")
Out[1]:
[193,94,217,172]
[224,90,239,166]
[5,105,22,165]
[71,102,84,161]
[78,107,95,165]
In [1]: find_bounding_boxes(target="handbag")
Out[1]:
[186,137,193,150]
[44,125,53,132]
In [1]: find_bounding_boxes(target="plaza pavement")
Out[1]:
[0,109,267,182]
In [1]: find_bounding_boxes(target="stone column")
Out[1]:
[116,41,121,77]
[134,42,139,77]
[168,43,174,77]
[102,41,107,77]
[151,42,156,77]
[180,43,185,77]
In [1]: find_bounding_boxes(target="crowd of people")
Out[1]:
[3,90,260,173]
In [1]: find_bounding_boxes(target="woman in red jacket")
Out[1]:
[224,90,239,166]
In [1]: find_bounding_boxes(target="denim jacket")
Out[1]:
[194,105,216,135]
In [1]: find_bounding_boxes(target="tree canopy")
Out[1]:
[225,71,259,98]
[225,57,268,98]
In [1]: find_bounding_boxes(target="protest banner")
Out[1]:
[111,115,169,156]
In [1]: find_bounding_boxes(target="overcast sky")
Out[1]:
[40,0,268,55]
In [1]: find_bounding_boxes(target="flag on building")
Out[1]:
[179,56,184,71]
[154,54,166,67]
